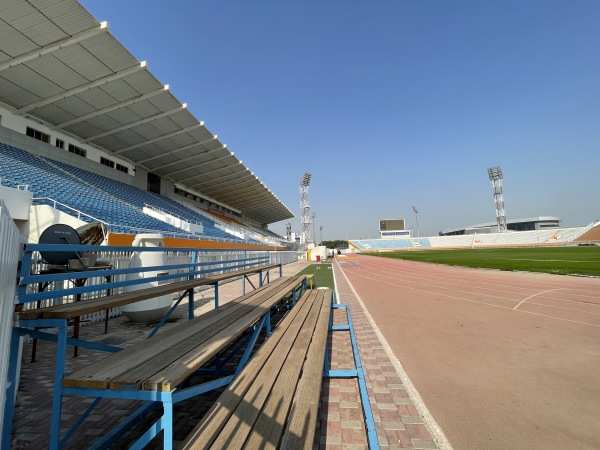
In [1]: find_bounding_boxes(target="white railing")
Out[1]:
[0,200,22,436]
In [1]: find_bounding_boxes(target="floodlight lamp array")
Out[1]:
[487,166,503,181]
[300,172,312,187]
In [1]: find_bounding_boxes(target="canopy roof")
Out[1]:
[0,0,293,224]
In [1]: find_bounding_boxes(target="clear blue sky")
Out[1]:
[81,0,600,239]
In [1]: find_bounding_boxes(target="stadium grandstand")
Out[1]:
[0,0,294,250]
[349,222,600,252]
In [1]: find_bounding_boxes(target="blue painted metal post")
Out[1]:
[242,251,248,295]
[259,269,263,287]
[264,310,271,336]
[49,322,69,450]
[214,282,219,308]
[345,306,379,449]
[189,252,197,319]
[162,398,174,450]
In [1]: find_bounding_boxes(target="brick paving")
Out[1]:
[331,261,447,450]
[8,260,446,449]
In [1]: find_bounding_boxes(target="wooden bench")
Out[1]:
[16,263,280,358]
[180,287,332,450]
[54,276,307,449]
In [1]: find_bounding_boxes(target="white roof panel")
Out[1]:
[0,0,293,224]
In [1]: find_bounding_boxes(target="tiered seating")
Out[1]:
[45,159,249,242]
[0,143,187,235]
[0,143,257,243]
[348,238,431,250]
[349,227,592,251]
[574,222,600,243]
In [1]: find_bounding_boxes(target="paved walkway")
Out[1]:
[330,260,446,450]
[9,260,445,449]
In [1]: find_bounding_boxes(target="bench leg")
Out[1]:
[235,313,268,376]
[162,399,174,450]
[264,310,271,337]
[50,321,68,450]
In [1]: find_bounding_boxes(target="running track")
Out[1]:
[339,254,600,450]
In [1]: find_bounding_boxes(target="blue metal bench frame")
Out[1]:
[2,244,284,450]
[326,299,380,449]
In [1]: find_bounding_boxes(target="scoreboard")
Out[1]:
[379,219,405,231]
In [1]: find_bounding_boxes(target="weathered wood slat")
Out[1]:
[62,276,305,391]
[208,291,321,450]
[179,290,318,450]
[18,263,279,319]
[180,289,332,450]
[128,276,306,391]
[280,289,332,450]
[62,276,296,390]
[243,289,326,450]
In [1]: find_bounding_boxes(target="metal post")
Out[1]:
[412,206,419,238]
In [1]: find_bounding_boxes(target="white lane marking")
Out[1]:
[348,269,600,328]
[335,265,454,450]
[513,289,563,310]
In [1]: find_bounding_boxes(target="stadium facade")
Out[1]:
[439,216,562,236]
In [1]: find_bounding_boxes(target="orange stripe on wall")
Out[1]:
[107,233,286,251]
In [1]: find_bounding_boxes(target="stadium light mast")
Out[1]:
[312,212,317,244]
[412,205,419,238]
[487,166,507,233]
[299,172,312,244]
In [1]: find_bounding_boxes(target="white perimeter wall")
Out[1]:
[27,205,86,243]
[0,200,22,435]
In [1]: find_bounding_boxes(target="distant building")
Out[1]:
[440,216,561,236]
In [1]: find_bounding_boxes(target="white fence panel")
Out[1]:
[0,201,21,436]
[269,251,297,265]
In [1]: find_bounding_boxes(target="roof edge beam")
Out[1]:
[159,145,228,172]
[136,134,216,162]
[16,61,147,114]
[218,189,268,203]
[55,84,169,129]
[171,159,242,179]
[203,180,258,196]
[82,104,187,143]
[0,22,109,73]
[174,153,237,182]
[190,170,254,190]
[115,123,210,155]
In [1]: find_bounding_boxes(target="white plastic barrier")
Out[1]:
[120,234,172,323]
[0,201,21,436]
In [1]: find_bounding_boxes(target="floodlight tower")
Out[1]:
[412,205,419,238]
[299,172,312,244]
[487,166,507,232]
[286,222,292,241]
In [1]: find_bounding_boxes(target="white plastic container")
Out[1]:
[120,234,172,323]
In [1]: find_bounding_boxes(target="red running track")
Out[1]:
[339,254,600,450]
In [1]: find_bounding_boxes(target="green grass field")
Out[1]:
[295,263,335,288]
[365,247,600,276]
